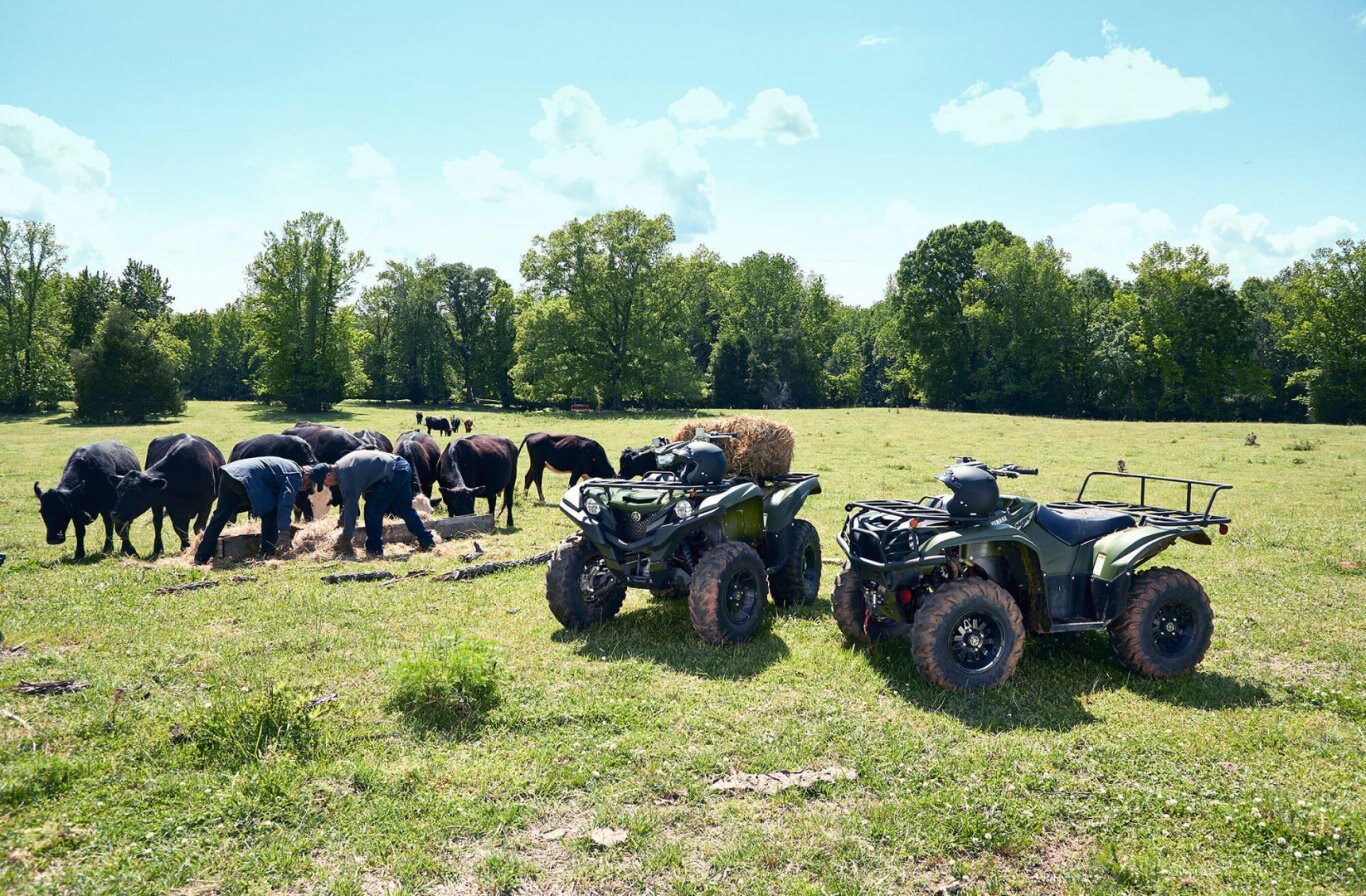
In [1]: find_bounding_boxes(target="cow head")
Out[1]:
[438,483,481,518]
[34,481,88,544]
[589,444,616,479]
[112,471,167,526]
[618,446,659,479]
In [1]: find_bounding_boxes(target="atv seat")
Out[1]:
[1036,504,1134,546]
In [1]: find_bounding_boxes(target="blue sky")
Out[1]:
[2,1,1364,309]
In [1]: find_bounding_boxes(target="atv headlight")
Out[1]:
[673,498,695,520]
[583,495,604,516]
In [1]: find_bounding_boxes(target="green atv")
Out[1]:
[546,430,823,645]
[834,458,1232,691]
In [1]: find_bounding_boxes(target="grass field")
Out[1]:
[1,402,1362,895]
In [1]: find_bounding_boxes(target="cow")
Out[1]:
[415,411,424,425]
[356,429,394,453]
[113,434,225,555]
[229,433,323,520]
[396,430,442,503]
[436,435,518,526]
[463,417,474,433]
[425,415,453,437]
[34,440,141,559]
[282,423,365,514]
[618,444,662,479]
[519,432,615,502]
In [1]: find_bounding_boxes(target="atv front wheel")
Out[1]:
[545,535,627,629]
[831,565,900,644]
[911,578,1025,691]
[1109,566,1213,677]
[770,519,821,607]
[689,541,768,645]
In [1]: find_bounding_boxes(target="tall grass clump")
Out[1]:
[186,684,324,766]
[389,635,500,732]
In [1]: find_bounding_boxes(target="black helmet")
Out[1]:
[936,463,999,520]
[672,441,728,485]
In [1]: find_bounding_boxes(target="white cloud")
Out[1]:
[0,105,110,188]
[1048,202,1177,274]
[933,27,1229,144]
[442,150,527,202]
[1101,19,1119,47]
[733,88,819,145]
[668,88,732,125]
[1194,204,1356,280]
[1354,9,1366,28]
[347,143,395,179]
[858,35,892,47]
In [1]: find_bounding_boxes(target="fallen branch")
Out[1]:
[2,708,32,729]
[152,575,257,595]
[379,569,432,588]
[709,766,857,795]
[10,679,89,696]
[0,645,28,660]
[321,570,396,584]
[458,541,486,563]
[434,550,553,582]
[307,692,338,708]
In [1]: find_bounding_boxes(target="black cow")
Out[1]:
[425,415,453,437]
[519,432,615,502]
[618,444,662,479]
[415,411,424,425]
[230,433,320,520]
[396,430,441,502]
[113,434,225,555]
[356,429,393,453]
[283,423,364,513]
[436,435,518,526]
[34,440,141,559]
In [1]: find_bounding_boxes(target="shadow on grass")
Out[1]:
[864,631,1269,733]
[42,412,186,427]
[240,404,362,425]
[551,599,789,679]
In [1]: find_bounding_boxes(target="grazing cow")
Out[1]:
[34,440,141,559]
[283,423,365,513]
[396,430,442,503]
[113,434,225,555]
[229,433,321,520]
[415,411,424,425]
[356,429,393,453]
[519,432,615,502]
[425,415,453,437]
[618,444,662,479]
[436,435,518,526]
[463,418,474,433]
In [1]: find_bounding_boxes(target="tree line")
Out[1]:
[0,208,1361,424]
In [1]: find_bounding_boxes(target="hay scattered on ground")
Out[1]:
[672,414,795,479]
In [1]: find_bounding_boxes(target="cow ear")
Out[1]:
[34,481,42,500]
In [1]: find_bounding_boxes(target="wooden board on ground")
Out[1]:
[215,514,494,560]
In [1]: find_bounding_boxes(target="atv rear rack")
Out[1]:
[1050,471,1232,528]
[837,500,955,573]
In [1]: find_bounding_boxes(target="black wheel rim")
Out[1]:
[724,568,760,625]
[578,556,619,606]
[801,543,820,598]
[949,611,1003,672]
[1150,599,1196,657]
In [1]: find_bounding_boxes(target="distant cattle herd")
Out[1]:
[33,415,640,559]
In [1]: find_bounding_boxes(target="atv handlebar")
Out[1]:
[954,457,1037,478]
[650,429,735,454]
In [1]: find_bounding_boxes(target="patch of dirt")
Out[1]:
[1020,833,1093,893]
[0,645,29,660]
[709,765,857,795]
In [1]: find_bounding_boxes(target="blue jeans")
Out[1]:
[362,457,434,555]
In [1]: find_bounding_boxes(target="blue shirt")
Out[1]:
[219,457,303,531]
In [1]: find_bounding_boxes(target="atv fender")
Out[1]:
[763,477,822,533]
[1090,524,1199,582]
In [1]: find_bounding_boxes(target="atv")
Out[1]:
[833,458,1231,691]
[546,429,823,645]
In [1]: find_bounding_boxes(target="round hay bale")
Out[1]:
[672,415,794,480]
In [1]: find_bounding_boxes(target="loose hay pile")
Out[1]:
[672,414,795,480]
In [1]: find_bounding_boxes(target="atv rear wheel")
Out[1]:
[831,565,900,644]
[1109,566,1213,677]
[911,578,1025,691]
[689,540,768,645]
[770,519,821,607]
[545,534,627,629]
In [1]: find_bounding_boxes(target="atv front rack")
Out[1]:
[564,475,730,512]
[1050,471,1232,528]
[837,499,954,573]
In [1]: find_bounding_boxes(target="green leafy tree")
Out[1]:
[116,259,174,318]
[245,212,367,411]
[1282,239,1366,423]
[72,305,186,421]
[708,333,757,407]
[170,310,217,399]
[441,262,508,401]
[516,209,698,407]
[62,267,116,351]
[1238,275,1304,421]
[0,219,71,412]
[478,283,518,406]
[208,301,257,400]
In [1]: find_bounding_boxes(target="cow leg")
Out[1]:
[568,471,583,488]
[524,462,545,502]
[171,509,192,553]
[73,521,87,560]
[115,510,136,555]
[504,480,515,528]
[151,505,165,556]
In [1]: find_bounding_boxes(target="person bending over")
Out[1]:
[306,450,435,557]
[194,456,304,564]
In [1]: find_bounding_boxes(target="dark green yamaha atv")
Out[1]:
[834,458,1232,691]
[547,430,822,645]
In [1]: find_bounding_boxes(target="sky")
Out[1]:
[2,1,1364,310]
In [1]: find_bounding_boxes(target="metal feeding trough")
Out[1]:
[214,513,495,560]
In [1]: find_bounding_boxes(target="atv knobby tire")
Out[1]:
[545,535,627,630]
[911,577,1025,691]
[832,565,900,645]
[770,519,821,607]
[1109,566,1213,677]
[688,540,768,646]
